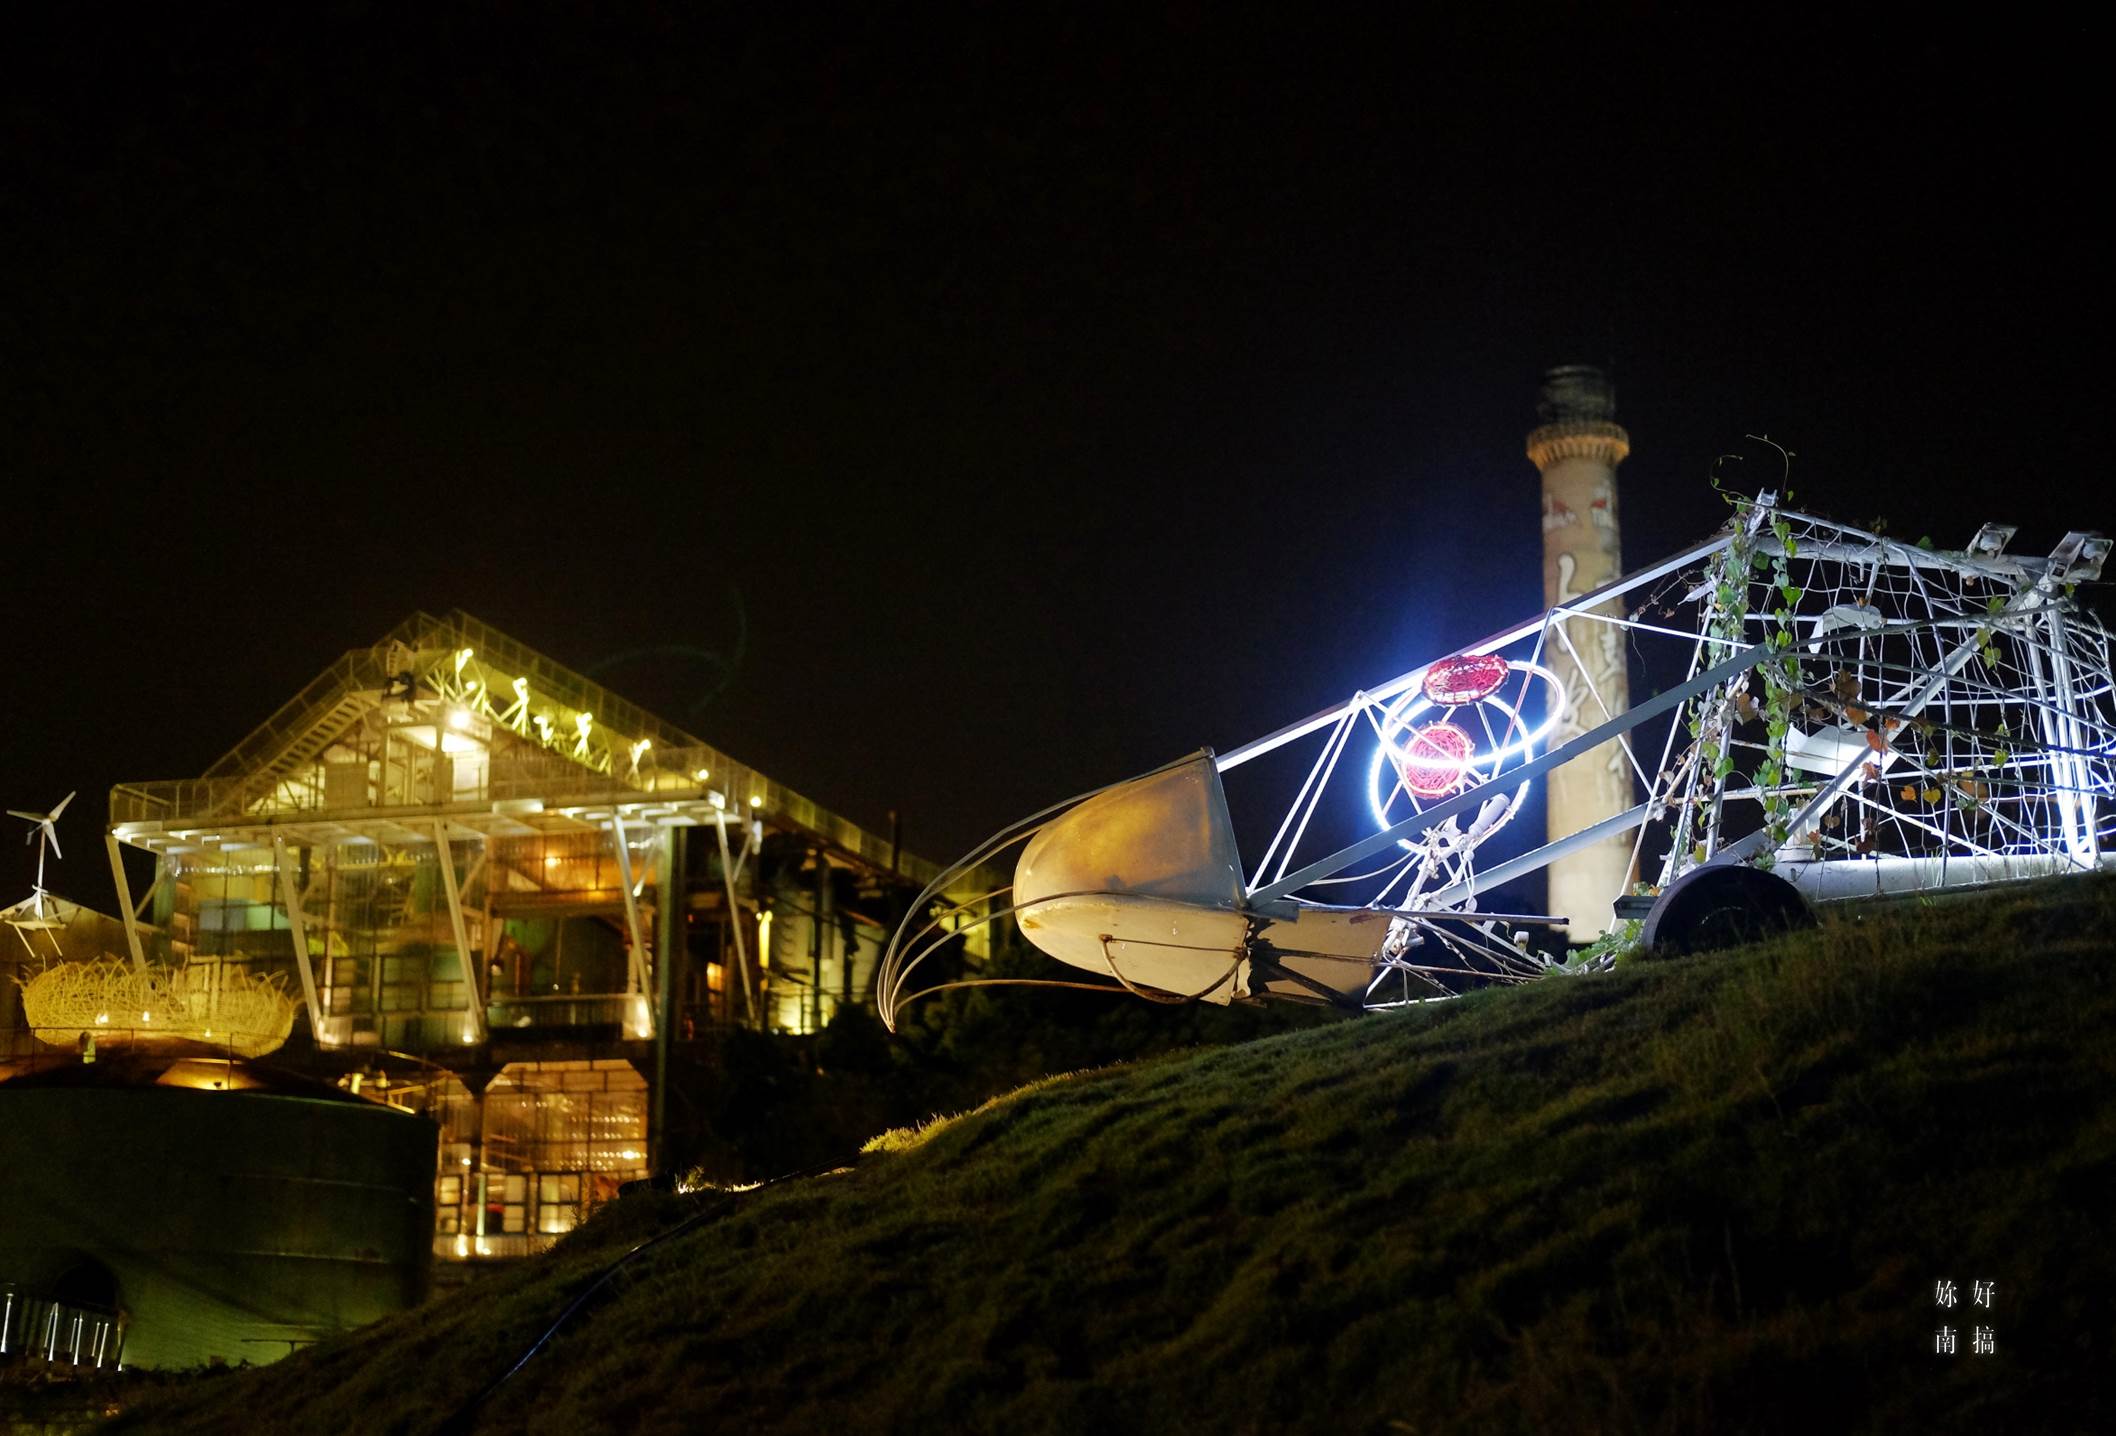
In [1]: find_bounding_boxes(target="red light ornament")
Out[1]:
[1400,721,1477,799]
[1421,654,1510,707]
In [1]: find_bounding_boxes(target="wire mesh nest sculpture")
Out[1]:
[18,957,297,1058]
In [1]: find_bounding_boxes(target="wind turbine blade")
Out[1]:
[44,824,61,861]
[50,792,75,820]
[6,810,41,823]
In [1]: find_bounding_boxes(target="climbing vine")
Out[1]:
[1692,467,1805,873]
[1756,508,1805,860]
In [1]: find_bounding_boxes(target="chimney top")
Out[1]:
[1535,365,1617,425]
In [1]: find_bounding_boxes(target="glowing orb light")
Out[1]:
[1400,722,1477,798]
[1364,659,1564,847]
[1422,654,1510,707]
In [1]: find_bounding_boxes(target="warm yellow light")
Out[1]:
[454,647,475,675]
[544,854,561,868]
[28,961,295,1056]
[692,768,710,782]
[156,1059,263,1092]
[448,707,473,731]
[749,795,764,810]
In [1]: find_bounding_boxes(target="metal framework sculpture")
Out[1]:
[880,492,2114,1023]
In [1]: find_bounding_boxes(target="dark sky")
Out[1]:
[5,6,2104,911]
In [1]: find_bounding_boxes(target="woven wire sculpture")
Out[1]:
[19,957,297,1058]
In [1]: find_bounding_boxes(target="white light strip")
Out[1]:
[1216,532,1734,772]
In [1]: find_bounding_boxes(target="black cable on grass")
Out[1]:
[434,1160,851,1436]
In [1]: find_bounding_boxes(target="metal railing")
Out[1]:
[486,994,634,1032]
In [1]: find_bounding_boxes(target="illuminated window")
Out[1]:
[537,1174,582,1234]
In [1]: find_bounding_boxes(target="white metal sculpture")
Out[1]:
[880,493,2114,1023]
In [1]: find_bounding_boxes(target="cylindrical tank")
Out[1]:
[0,1053,436,1368]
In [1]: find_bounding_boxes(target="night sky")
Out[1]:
[6,7,2103,912]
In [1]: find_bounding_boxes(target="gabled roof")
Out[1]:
[202,609,703,784]
[111,611,959,888]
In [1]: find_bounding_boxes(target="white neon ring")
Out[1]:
[1365,661,1564,844]
[1366,704,1534,842]
[1378,661,1564,771]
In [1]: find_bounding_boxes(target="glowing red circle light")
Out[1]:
[1422,654,1510,707]
[1400,721,1477,799]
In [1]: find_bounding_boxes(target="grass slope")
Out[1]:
[118,876,2116,1434]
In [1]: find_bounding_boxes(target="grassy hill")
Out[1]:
[113,875,2116,1434]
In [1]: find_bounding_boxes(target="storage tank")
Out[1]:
[0,1050,436,1368]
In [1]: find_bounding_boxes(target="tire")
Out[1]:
[1640,864,1815,956]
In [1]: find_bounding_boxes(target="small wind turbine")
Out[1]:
[7,791,75,930]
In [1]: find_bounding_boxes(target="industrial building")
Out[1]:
[4,611,996,1297]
